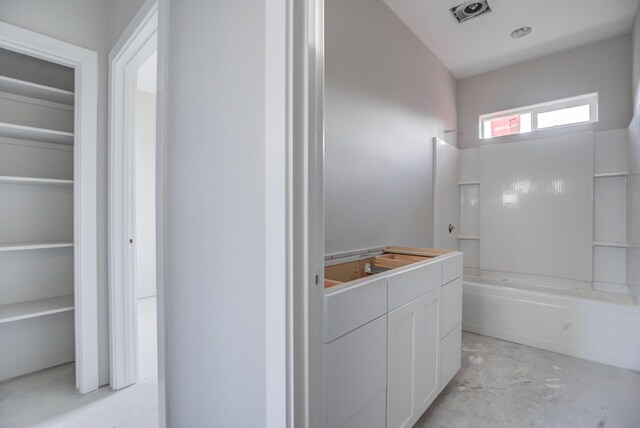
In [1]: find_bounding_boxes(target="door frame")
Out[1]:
[108,0,158,391]
[153,0,324,425]
[289,0,326,426]
[0,22,99,394]
[264,0,325,425]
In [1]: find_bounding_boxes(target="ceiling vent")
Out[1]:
[450,0,492,24]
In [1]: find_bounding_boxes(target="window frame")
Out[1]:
[479,93,599,140]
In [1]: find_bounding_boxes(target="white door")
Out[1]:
[387,288,442,428]
[433,138,460,250]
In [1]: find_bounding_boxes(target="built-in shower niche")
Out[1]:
[592,130,630,295]
[458,148,481,275]
[456,129,634,303]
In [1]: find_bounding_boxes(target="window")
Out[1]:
[479,93,598,140]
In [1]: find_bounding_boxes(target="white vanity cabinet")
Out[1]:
[387,288,441,428]
[323,247,463,428]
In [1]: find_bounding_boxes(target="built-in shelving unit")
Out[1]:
[0,47,76,382]
[593,241,629,248]
[0,294,73,324]
[455,147,482,273]
[0,241,74,252]
[0,175,73,185]
[0,122,74,145]
[0,75,74,106]
[594,172,629,178]
[458,148,481,273]
[591,129,629,295]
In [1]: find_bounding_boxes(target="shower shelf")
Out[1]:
[593,241,629,248]
[458,235,480,240]
[458,181,480,185]
[594,172,628,178]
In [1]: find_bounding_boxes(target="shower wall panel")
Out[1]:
[480,132,594,282]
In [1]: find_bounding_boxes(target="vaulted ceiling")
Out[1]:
[382,0,639,79]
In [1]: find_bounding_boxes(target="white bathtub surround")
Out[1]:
[481,132,594,283]
[452,129,634,299]
[430,129,640,370]
[462,279,640,371]
[433,139,460,251]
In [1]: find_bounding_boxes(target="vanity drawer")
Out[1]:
[441,277,462,338]
[442,253,463,285]
[324,277,388,343]
[388,262,441,311]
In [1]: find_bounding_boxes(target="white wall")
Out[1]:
[161,0,267,425]
[324,0,457,255]
[458,35,633,149]
[0,0,149,385]
[135,91,156,299]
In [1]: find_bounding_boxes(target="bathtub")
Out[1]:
[462,275,640,371]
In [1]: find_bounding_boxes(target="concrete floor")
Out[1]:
[416,332,640,428]
[0,297,158,428]
[2,306,639,428]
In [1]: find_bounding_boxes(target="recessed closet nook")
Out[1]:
[0,47,76,381]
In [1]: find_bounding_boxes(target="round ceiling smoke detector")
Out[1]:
[450,0,492,24]
[511,26,533,39]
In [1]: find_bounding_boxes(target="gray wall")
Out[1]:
[0,0,146,386]
[108,0,147,48]
[628,6,640,300]
[162,0,266,425]
[325,0,457,255]
[457,35,633,149]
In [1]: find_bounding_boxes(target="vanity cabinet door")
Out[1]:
[413,288,441,415]
[325,316,388,428]
[440,324,462,392]
[387,288,441,428]
[441,277,463,339]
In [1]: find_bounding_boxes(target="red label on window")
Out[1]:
[491,115,521,137]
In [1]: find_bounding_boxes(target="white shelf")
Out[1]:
[0,122,73,145]
[458,181,480,185]
[458,235,480,240]
[0,75,74,106]
[0,241,74,252]
[0,295,74,324]
[0,175,73,185]
[593,242,629,248]
[594,172,628,178]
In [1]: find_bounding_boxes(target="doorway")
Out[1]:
[0,20,99,395]
[108,0,159,399]
[133,49,158,392]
